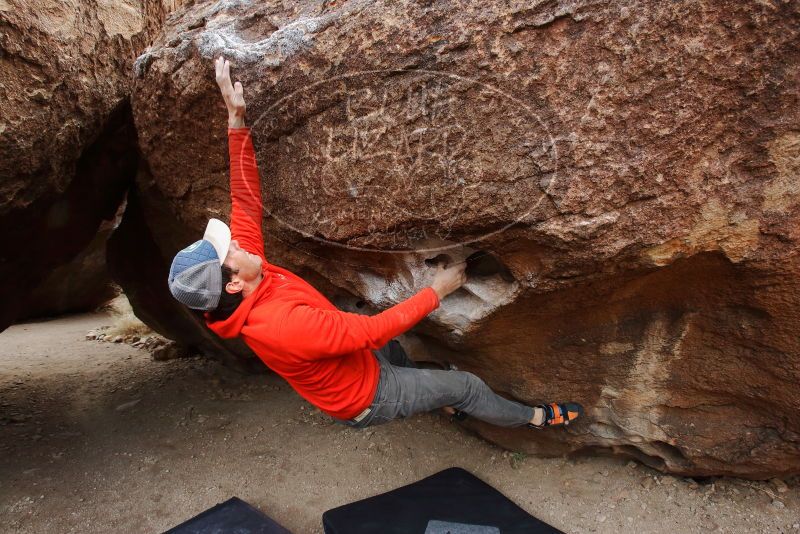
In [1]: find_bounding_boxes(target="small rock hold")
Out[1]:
[770,499,785,509]
[115,399,141,412]
[151,341,190,361]
[28,88,51,103]
[770,478,789,493]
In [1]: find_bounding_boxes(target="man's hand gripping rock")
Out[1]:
[430,260,467,301]
[215,56,246,128]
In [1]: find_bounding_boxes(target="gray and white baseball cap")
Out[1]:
[168,218,232,311]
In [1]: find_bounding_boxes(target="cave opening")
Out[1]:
[464,250,515,282]
[423,249,515,283]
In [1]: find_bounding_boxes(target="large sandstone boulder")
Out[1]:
[123,0,800,477]
[0,0,186,327]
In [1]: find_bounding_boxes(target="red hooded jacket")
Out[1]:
[206,128,440,420]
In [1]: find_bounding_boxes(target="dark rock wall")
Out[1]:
[0,0,188,325]
[0,101,137,326]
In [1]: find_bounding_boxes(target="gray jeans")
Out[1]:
[337,340,535,429]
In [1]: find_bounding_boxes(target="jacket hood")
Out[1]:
[205,263,272,338]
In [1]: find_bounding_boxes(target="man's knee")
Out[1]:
[460,371,485,393]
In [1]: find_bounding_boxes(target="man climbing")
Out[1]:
[167,56,584,430]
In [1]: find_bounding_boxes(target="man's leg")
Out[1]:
[374,339,462,417]
[374,339,417,368]
[367,360,535,428]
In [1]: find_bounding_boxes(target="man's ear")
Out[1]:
[225,279,244,295]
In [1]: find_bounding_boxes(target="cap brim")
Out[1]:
[203,218,231,264]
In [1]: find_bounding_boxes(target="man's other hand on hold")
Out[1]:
[431,260,467,301]
[215,56,246,128]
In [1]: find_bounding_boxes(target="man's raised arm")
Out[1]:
[215,56,266,260]
[270,262,467,360]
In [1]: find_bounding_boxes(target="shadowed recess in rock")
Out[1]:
[0,102,138,330]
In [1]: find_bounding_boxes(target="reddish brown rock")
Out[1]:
[125,0,800,477]
[0,1,188,327]
[17,218,120,321]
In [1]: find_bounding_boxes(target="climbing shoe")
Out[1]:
[527,402,584,429]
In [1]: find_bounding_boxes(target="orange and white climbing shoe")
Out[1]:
[527,402,584,429]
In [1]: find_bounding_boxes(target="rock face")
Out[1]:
[0,0,137,326]
[125,0,800,477]
[17,218,121,321]
[0,0,187,327]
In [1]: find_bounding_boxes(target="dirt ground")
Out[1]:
[0,312,798,534]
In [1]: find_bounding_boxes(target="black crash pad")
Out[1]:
[163,496,292,534]
[322,467,563,534]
